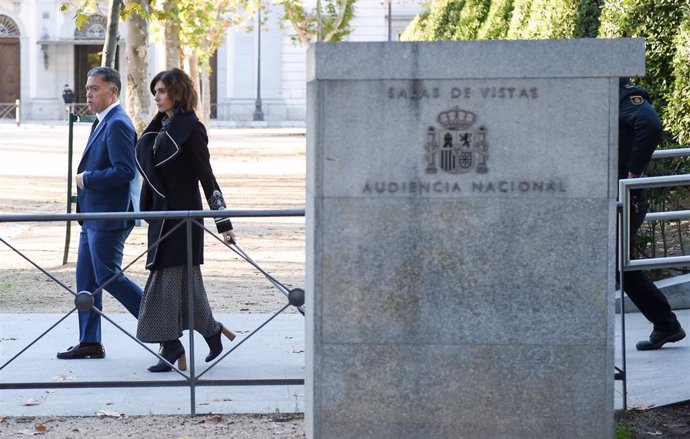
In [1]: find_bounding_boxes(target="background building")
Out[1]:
[0,0,421,123]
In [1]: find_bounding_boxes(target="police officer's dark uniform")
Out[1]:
[619,78,685,350]
[62,85,75,104]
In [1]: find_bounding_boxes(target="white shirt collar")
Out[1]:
[95,101,120,125]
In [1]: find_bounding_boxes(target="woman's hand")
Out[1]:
[222,229,236,244]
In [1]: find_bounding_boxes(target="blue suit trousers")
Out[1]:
[77,227,143,343]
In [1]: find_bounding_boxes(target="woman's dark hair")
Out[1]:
[150,68,198,113]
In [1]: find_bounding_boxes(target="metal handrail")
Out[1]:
[617,147,690,411]
[619,174,690,271]
[0,209,306,415]
[652,148,690,159]
[0,208,306,223]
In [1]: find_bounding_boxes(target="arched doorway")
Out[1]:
[73,14,118,115]
[0,15,20,118]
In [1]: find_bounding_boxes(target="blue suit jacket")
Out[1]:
[76,104,138,230]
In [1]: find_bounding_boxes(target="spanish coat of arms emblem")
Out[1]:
[425,106,489,174]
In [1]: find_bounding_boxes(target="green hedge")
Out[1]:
[506,0,534,38]
[573,0,604,38]
[401,0,689,147]
[477,0,514,39]
[666,14,690,146]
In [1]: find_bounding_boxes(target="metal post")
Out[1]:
[252,7,264,121]
[387,0,392,41]
[63,113,76,265]
[618,189,628,410]
[186,219,196,415]
[15,99,20,126]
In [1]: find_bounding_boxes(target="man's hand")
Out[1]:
[76,172,85,189]
[628,171,643,178]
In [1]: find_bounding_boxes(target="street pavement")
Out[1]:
[0,313,305,416]
[615,308,690,410]
[1,307,689,416]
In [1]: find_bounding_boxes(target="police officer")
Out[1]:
[619,77,685,350]
[62,84,75,104]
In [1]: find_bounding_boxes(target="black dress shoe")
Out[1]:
[636,327,686,351]
[57,342,105,359]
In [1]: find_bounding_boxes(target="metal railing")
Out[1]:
[70,103,94,117]
[0,208,306,415]
[0,99,20,125]
[617,148,690,410]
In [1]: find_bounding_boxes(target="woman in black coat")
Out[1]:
[135,68,235,372]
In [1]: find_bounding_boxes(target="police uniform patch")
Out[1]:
[630,95,644,105]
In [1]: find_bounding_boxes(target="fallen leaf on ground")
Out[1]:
[53,373,76,381]
[197,415,223,424]
[95,410,124,418]
[22,399,41,406]
[34,425,48,433]
[16,429,42,435]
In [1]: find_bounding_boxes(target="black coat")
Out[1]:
[619,81,663,180]
[136,111,232,270]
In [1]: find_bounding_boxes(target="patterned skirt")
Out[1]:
[137,265,221,343]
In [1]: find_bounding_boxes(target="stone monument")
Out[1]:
[306,39,644,439]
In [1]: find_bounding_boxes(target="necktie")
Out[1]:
[90,117,99,134]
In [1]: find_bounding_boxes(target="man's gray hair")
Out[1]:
[87,67,122,96]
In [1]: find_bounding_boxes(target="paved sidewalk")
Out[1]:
[615,308,690,409]
[0,313,305,416]
[1,307,689,416]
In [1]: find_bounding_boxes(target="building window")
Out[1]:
[75,14,107,40]
[0,15,20,38]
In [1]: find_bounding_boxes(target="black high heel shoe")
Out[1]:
[204,324,236,362]
[148,340,187,372]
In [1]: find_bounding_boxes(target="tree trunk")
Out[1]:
[200,55,211,126]
[161,0,182,68]
[102,0,120,67]
[316,0,323,41]
[125,0,151,133]
[186,52,202,119]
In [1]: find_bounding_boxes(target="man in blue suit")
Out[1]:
[57,67,143,359]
